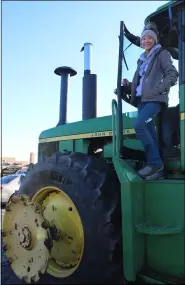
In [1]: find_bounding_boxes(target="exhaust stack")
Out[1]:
[82,42,92,73]
[54,66,77,126]
[81,43,97,120]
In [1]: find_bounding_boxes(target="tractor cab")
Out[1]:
[115,0,185,174]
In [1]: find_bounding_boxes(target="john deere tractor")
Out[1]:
[2,1,185,284]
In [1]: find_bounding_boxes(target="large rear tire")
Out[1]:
[7,152,125,284]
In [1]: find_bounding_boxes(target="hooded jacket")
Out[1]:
[125,48,179,108]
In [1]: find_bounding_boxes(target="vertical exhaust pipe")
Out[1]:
[54,66,77,126]
[82,43,92,73]
[81,43,97,120]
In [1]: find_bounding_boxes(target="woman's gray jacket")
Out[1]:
[126,48,179,107]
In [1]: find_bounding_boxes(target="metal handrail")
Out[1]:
[112,99,120,157]
[116,21,124,156]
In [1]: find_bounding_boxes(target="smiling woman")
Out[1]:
[140,22,159,54]
[121,19,179,180]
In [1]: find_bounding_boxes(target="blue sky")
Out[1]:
[2,1,178,161]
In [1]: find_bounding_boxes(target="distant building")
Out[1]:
[1,157,28,167]
[1,157,16,165]
[15,160,29,166]
[29,152,35,164]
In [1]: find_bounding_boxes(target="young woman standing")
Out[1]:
[122,22,178,180]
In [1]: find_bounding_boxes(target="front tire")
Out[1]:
[10,152,124,284]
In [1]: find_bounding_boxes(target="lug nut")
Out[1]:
[44,237,53,250]
[41,220,49,229]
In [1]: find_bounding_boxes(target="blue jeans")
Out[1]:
[134,102,163,168]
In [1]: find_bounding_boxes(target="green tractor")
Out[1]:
[2,1,185,284]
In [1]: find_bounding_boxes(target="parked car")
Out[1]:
[1,166,21,177]
[16,169,27,176]
[1,174,24,206]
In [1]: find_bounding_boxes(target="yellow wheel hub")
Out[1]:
[32,186,84,278]
[2,195,49,283]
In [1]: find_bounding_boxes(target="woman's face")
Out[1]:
[141,35,155,52]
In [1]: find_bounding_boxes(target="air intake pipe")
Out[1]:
[81,43,97,120]
[54,66,77,126]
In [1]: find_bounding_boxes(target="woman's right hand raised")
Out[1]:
[122,78,130,87]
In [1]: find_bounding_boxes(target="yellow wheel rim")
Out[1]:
[2,195,49,283]
[32,186,84,278]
